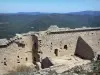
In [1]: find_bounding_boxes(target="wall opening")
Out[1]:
[4,62,7,66]
[4,58,6,60]
[26,57,28,61]
[64,45,68,50]
[33,57,36,64]
[54,49,58,56]
[17,56,19,58]
[91,33,94,35]
[19,43,25,48]
[97,55,100,60]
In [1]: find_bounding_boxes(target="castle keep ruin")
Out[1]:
[0,25,100,74]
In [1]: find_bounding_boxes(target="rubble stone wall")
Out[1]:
[0,35,34,74]
[0,26,100,74]
[39,30,100,58]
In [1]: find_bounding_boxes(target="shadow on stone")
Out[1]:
[41,57,53,69]
[75,36,94,60]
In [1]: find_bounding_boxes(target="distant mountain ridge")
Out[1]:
[0,11,100,16]
[17,11,100,16]
[0,10,100,38]
[68,11,100,16]
[18,12,42,15]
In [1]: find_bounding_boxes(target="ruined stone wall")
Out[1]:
[75,37,94,60]
[32,35,40,64]
[38,30,100,59]
[0,35,34,74]
[0,26,100,74]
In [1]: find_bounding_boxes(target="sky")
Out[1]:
[0,0,100,13]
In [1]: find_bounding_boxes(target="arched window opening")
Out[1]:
[64,45,68,50]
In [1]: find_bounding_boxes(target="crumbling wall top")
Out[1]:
[0,39,9,46]
[47,25,100,34]
[47,25,70,32]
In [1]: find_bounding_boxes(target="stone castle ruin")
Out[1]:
[0,25,100,74]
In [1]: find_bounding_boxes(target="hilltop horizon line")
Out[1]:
[0,10,100,14]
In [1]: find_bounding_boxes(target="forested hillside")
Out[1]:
[0,11,100,38]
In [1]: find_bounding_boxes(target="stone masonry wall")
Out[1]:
[38,30,100,59]
[0,35,34,74]
[0,26,100,74]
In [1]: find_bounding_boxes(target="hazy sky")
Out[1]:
[0,0,100,13]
